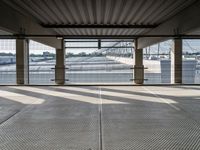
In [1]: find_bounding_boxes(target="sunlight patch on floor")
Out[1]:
[0,89,45,104]
[11,86,128,104]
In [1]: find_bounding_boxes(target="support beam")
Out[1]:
[171,39,182,84]
[55,40,65,85]
[134,39,144,84]
[16,39,29,85]
[0,3,61,49]
[31,38,62,50]
[138,0,200,49]
[42,24,158,29]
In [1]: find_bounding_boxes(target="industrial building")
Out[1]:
[0,0,200,149]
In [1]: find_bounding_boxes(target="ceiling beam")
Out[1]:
[138,0,200,49]
[42,24,158,29]
[0,34,200,39]
[0,2,62,49]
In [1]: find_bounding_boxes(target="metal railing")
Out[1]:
[0,71,16,84]
[29,69,55,85]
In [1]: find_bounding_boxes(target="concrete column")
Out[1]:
[16,39,29,85]
[55,40,65,85]
[134,39,144,84]
[171,39,182,84]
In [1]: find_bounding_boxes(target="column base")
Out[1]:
[55,65,65,85]
[134,65,144,84]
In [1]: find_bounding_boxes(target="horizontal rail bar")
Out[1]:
[0,71,16,73]
[130,79,148,81]
[51,79,69,81]
[29,70,54,72]
[64,40,134,42]
[64,72,134,74]
[51,68,69,69]
[130,67,148,69]
[65,46,134,49]
[143,54,170,55]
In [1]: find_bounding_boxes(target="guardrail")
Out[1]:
[0,71,16,84]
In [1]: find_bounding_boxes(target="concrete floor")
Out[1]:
[0,86,200,149]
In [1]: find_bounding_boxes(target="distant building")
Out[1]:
[43,51,50,58]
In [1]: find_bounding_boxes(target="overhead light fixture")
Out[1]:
[56,36,63,40]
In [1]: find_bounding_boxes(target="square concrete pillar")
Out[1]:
[55,40,65,85]
[16,39,29,85]
[134,39,144,84]
[171,39,182,84]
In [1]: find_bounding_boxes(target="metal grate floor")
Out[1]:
[0,86,200,149]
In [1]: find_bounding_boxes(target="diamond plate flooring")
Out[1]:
[0,86,200,149]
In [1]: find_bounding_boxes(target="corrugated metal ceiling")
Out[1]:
[2,0,197,36]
